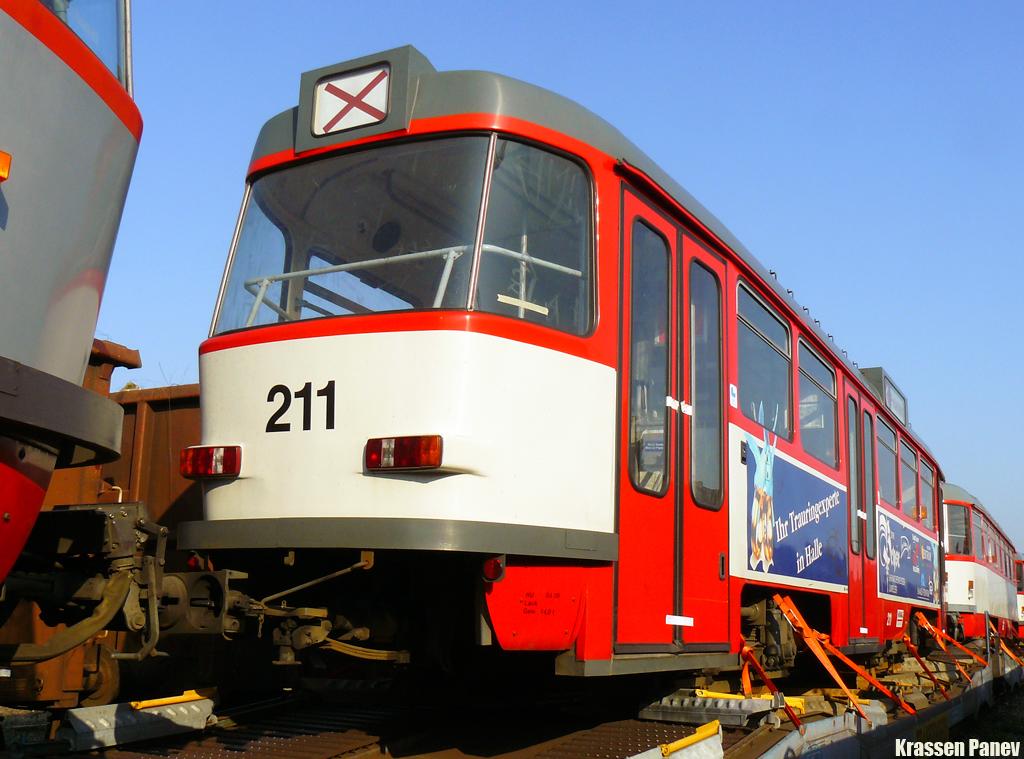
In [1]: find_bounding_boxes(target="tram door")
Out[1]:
[614,189,731,651]
[675,235,730,647]
[615,191,679,649]
[845,391,880,641]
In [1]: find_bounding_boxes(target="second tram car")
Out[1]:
[942,484,1017,638]
[178,47,949,675]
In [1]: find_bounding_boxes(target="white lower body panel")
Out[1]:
[199,329,617,535]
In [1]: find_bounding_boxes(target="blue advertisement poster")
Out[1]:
[877,510,939,605]
[745,431,848,588]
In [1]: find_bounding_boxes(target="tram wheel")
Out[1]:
[80,644,120,707]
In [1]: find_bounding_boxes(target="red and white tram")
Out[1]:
[942,484,1018,639]
[179,46,946,675]
[0,0,141,583]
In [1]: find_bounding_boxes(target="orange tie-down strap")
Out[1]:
[772,594,869,721]
[737,634,803,728]
[817,633,917,715]
[916,612,988,667]
[988,620,1024,667]
[902,632,950,700]
[773,595,919,717]
[1001,638,1024,668]
[912,613,972,683]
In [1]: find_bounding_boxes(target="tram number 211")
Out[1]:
[266,381,336,432]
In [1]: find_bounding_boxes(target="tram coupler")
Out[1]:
[271,616,333,666]
[0,502,257,665]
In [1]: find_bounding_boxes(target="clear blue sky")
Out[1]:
[96,2,1024,547]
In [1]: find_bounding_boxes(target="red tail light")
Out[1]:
[365,435,442,470]
[180,446,241,479]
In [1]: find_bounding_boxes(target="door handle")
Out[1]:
[665,396,692,416]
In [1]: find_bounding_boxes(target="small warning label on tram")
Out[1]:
[313,64,390,135]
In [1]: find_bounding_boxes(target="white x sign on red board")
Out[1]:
[313,64,390,136]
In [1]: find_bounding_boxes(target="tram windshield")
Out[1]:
[213,135,592,336]
[41,0,131,90]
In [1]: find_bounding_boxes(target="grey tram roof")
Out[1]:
[248,45,939,466]
[943,483,982,508]
[943,483,994,521]
[943,483,1013,540]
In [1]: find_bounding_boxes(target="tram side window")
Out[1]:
[478,139,592,335]
[862,411,876,560]
[690,261,723,509]
[920,462,935,530]
[737,286,791,438]
[628,221,670,495]
[945,503,971,556]
[847,398,860,555]
[876,420,898,507]
[1017,562,1023,593]
[900,441,918,519]
[798,342,836,467]
[971,510,983,562]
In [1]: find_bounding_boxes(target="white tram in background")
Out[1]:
[943,484,1018,639]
